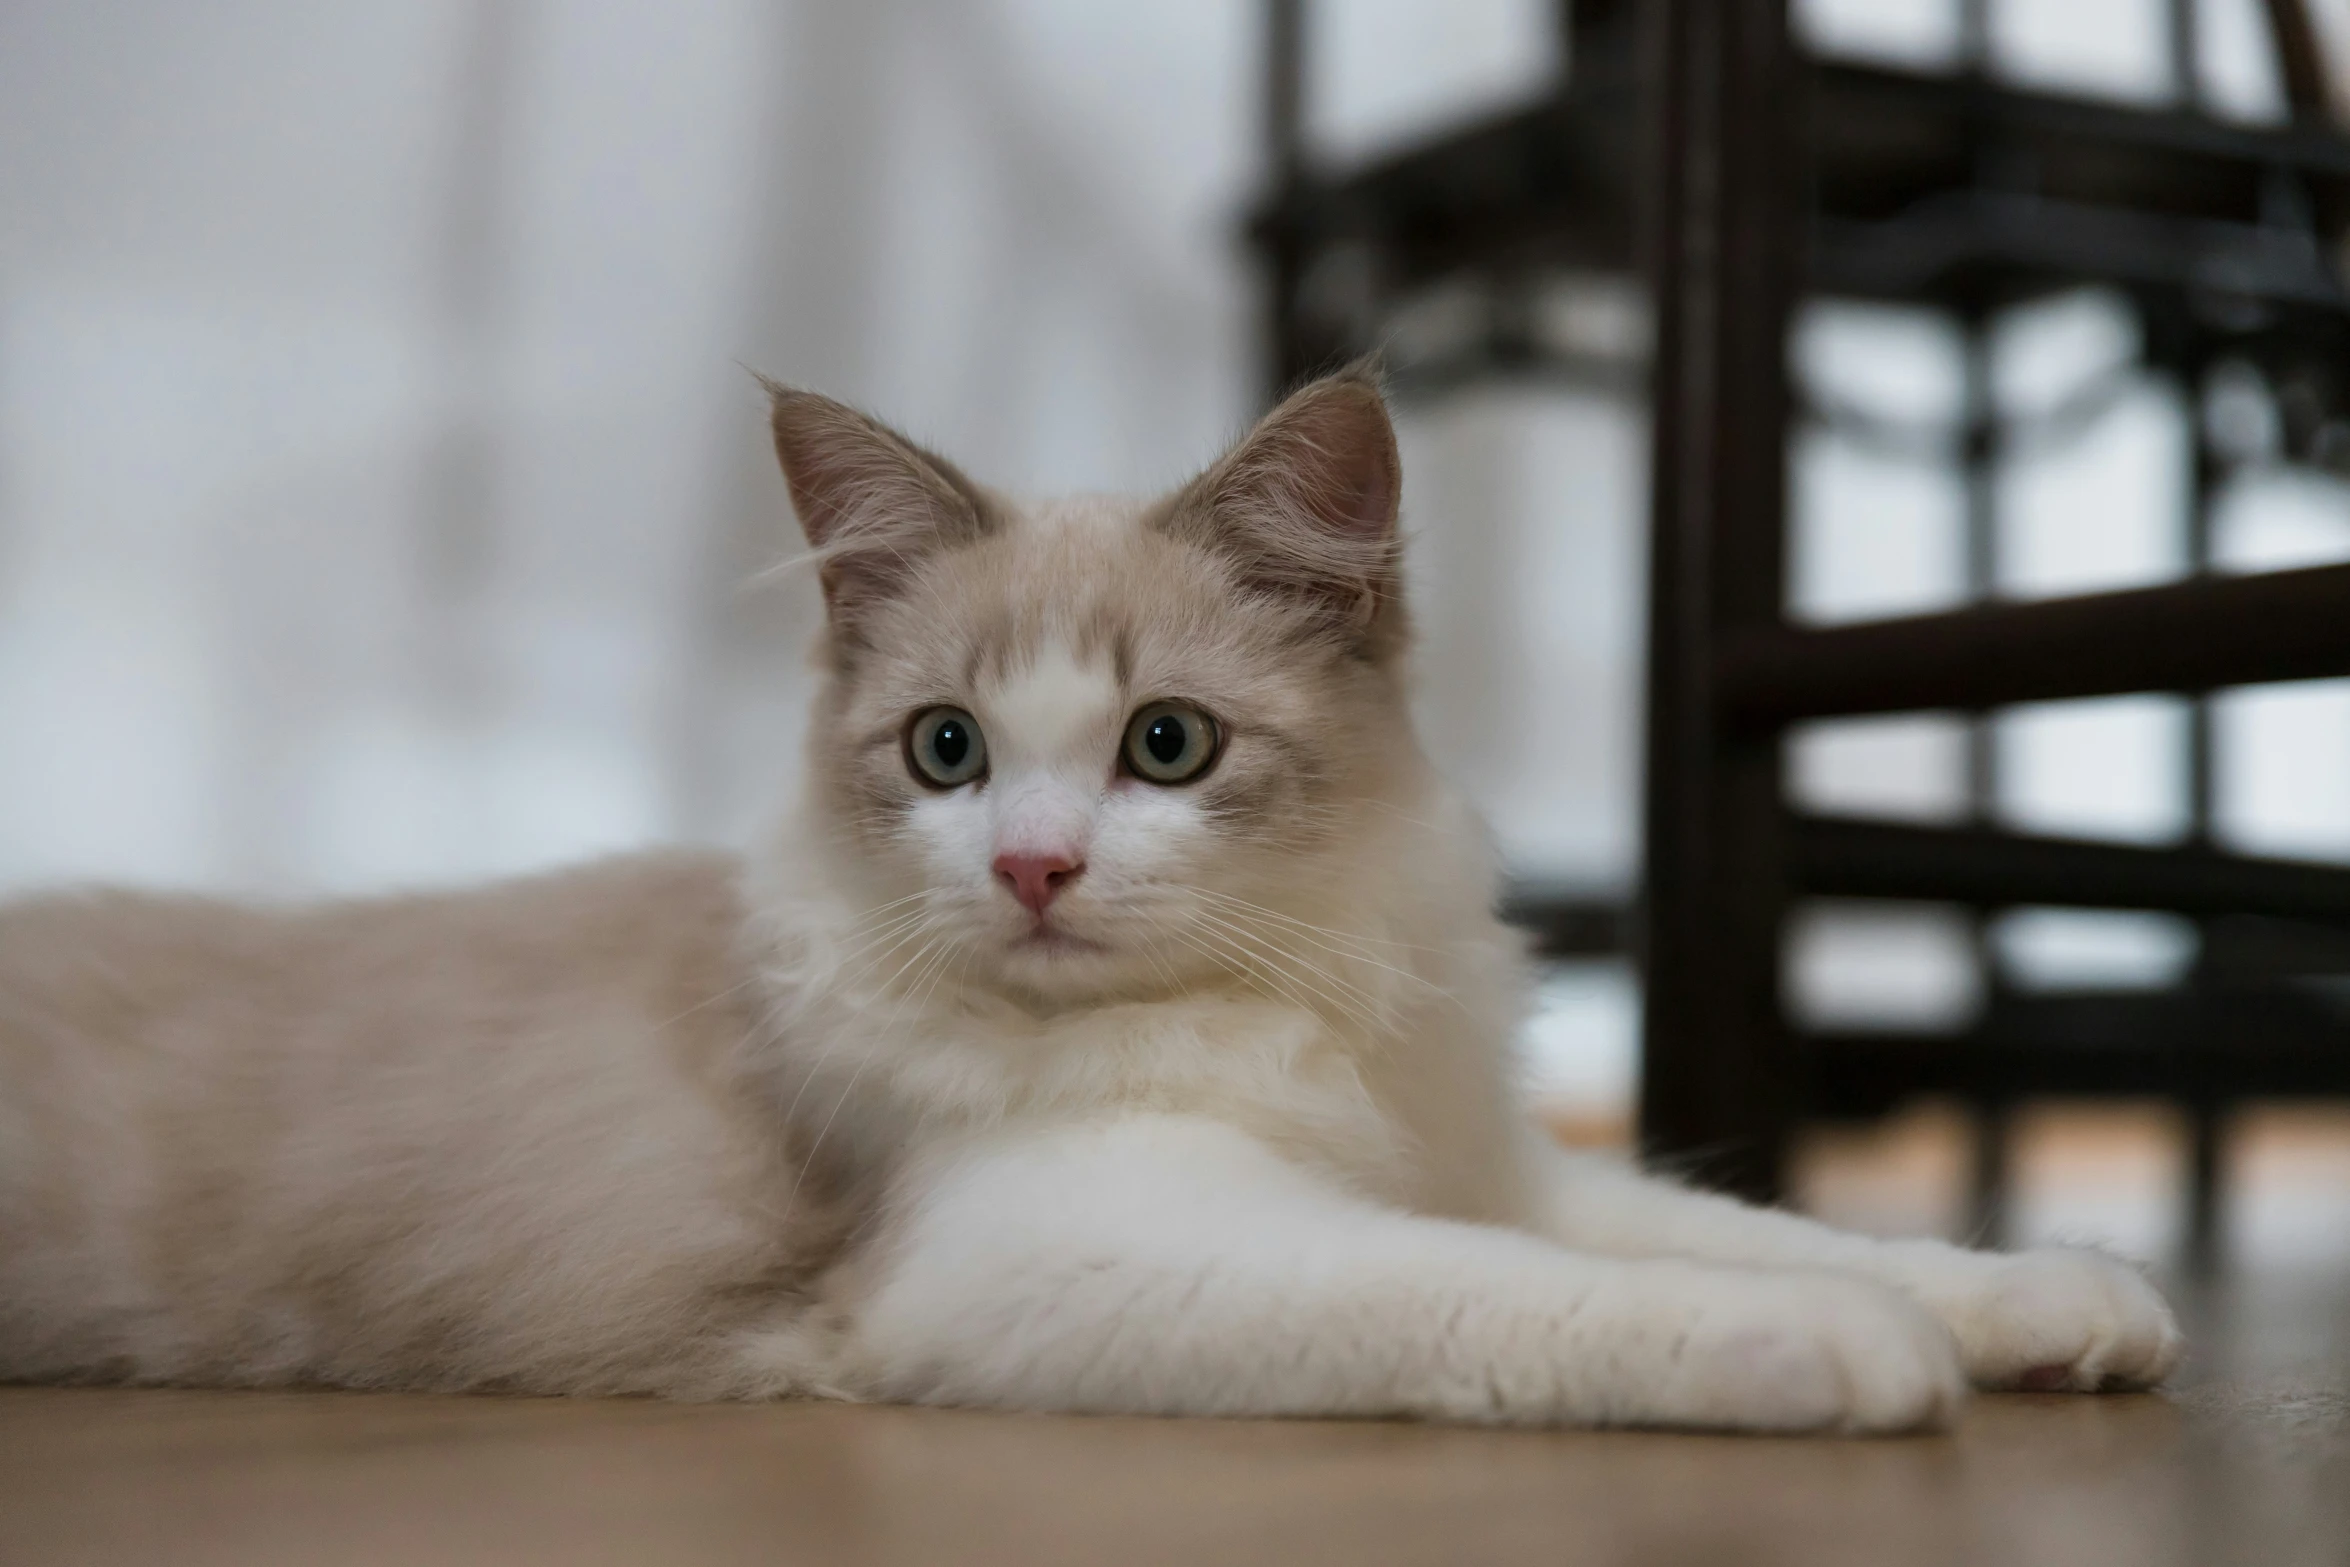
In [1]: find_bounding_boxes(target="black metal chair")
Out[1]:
[1251,0,2350,1263]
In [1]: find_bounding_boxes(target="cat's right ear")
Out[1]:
[764,380,993,644]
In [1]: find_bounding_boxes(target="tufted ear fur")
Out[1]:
[764,379,996,649]
[1158,361,1404,656]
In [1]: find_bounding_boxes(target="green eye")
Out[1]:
[907,707,987,787]
[1122,702,1219,785]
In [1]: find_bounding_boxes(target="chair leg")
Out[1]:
[2183,1099,2227,1276]
[1967,1097,2012,1250]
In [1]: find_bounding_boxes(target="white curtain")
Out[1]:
[0,0,1264,896]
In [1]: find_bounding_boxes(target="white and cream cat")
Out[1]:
[0,368,2179,1430]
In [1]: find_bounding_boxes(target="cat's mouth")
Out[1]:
[1011,923,1106,957]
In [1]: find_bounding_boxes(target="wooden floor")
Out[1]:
[5,1268,2346,1567]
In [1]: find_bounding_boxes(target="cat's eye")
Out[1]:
[907,707,987,788]
[1122,702,1219,785]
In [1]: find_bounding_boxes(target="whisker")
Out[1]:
[777,914,943,1137]
[1353,797,1447,833]
[1183,939,1296,1021]
[832,902,953,979]
[1188,910,1392,1032]
[785,924,951,1213]
[1193,887,1447,958]
[824,907,937,981]
[1138,934,1193,1000]
[784,1042,882,1214]
[646,972,763,1035]
[1180,924,1343,1027]
[908,931,964,1015]
[864,920,953,999]
[1190,888,1470,1011]
[1197,898,1432,971]
[843,889,933,924]
[831,894,941,949]
[1194,895,1464,1012]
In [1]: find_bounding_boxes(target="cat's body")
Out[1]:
[0,853,817,1396]
[0,370,2180,1429]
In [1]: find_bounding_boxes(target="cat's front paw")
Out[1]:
[1915,1248,2182,1392]
[1650,1273,1967,1435]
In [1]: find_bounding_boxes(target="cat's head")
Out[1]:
[769,365,1433,1007]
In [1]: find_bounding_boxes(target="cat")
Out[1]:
[0,365,2179,1430]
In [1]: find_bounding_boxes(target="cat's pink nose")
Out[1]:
[993,851,1084,916]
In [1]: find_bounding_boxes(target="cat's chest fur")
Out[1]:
[764,981,1420,1209]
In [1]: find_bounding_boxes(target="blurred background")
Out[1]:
[3,0,2347,1296]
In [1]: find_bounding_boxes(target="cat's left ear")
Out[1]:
[1159,359,1404,653]
[763,379,995,648]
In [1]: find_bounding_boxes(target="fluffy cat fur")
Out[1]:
[0,367,2180,1430]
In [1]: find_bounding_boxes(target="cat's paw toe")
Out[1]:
[1935,1249,2182,1392]
[1673,1278,1966,1435]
